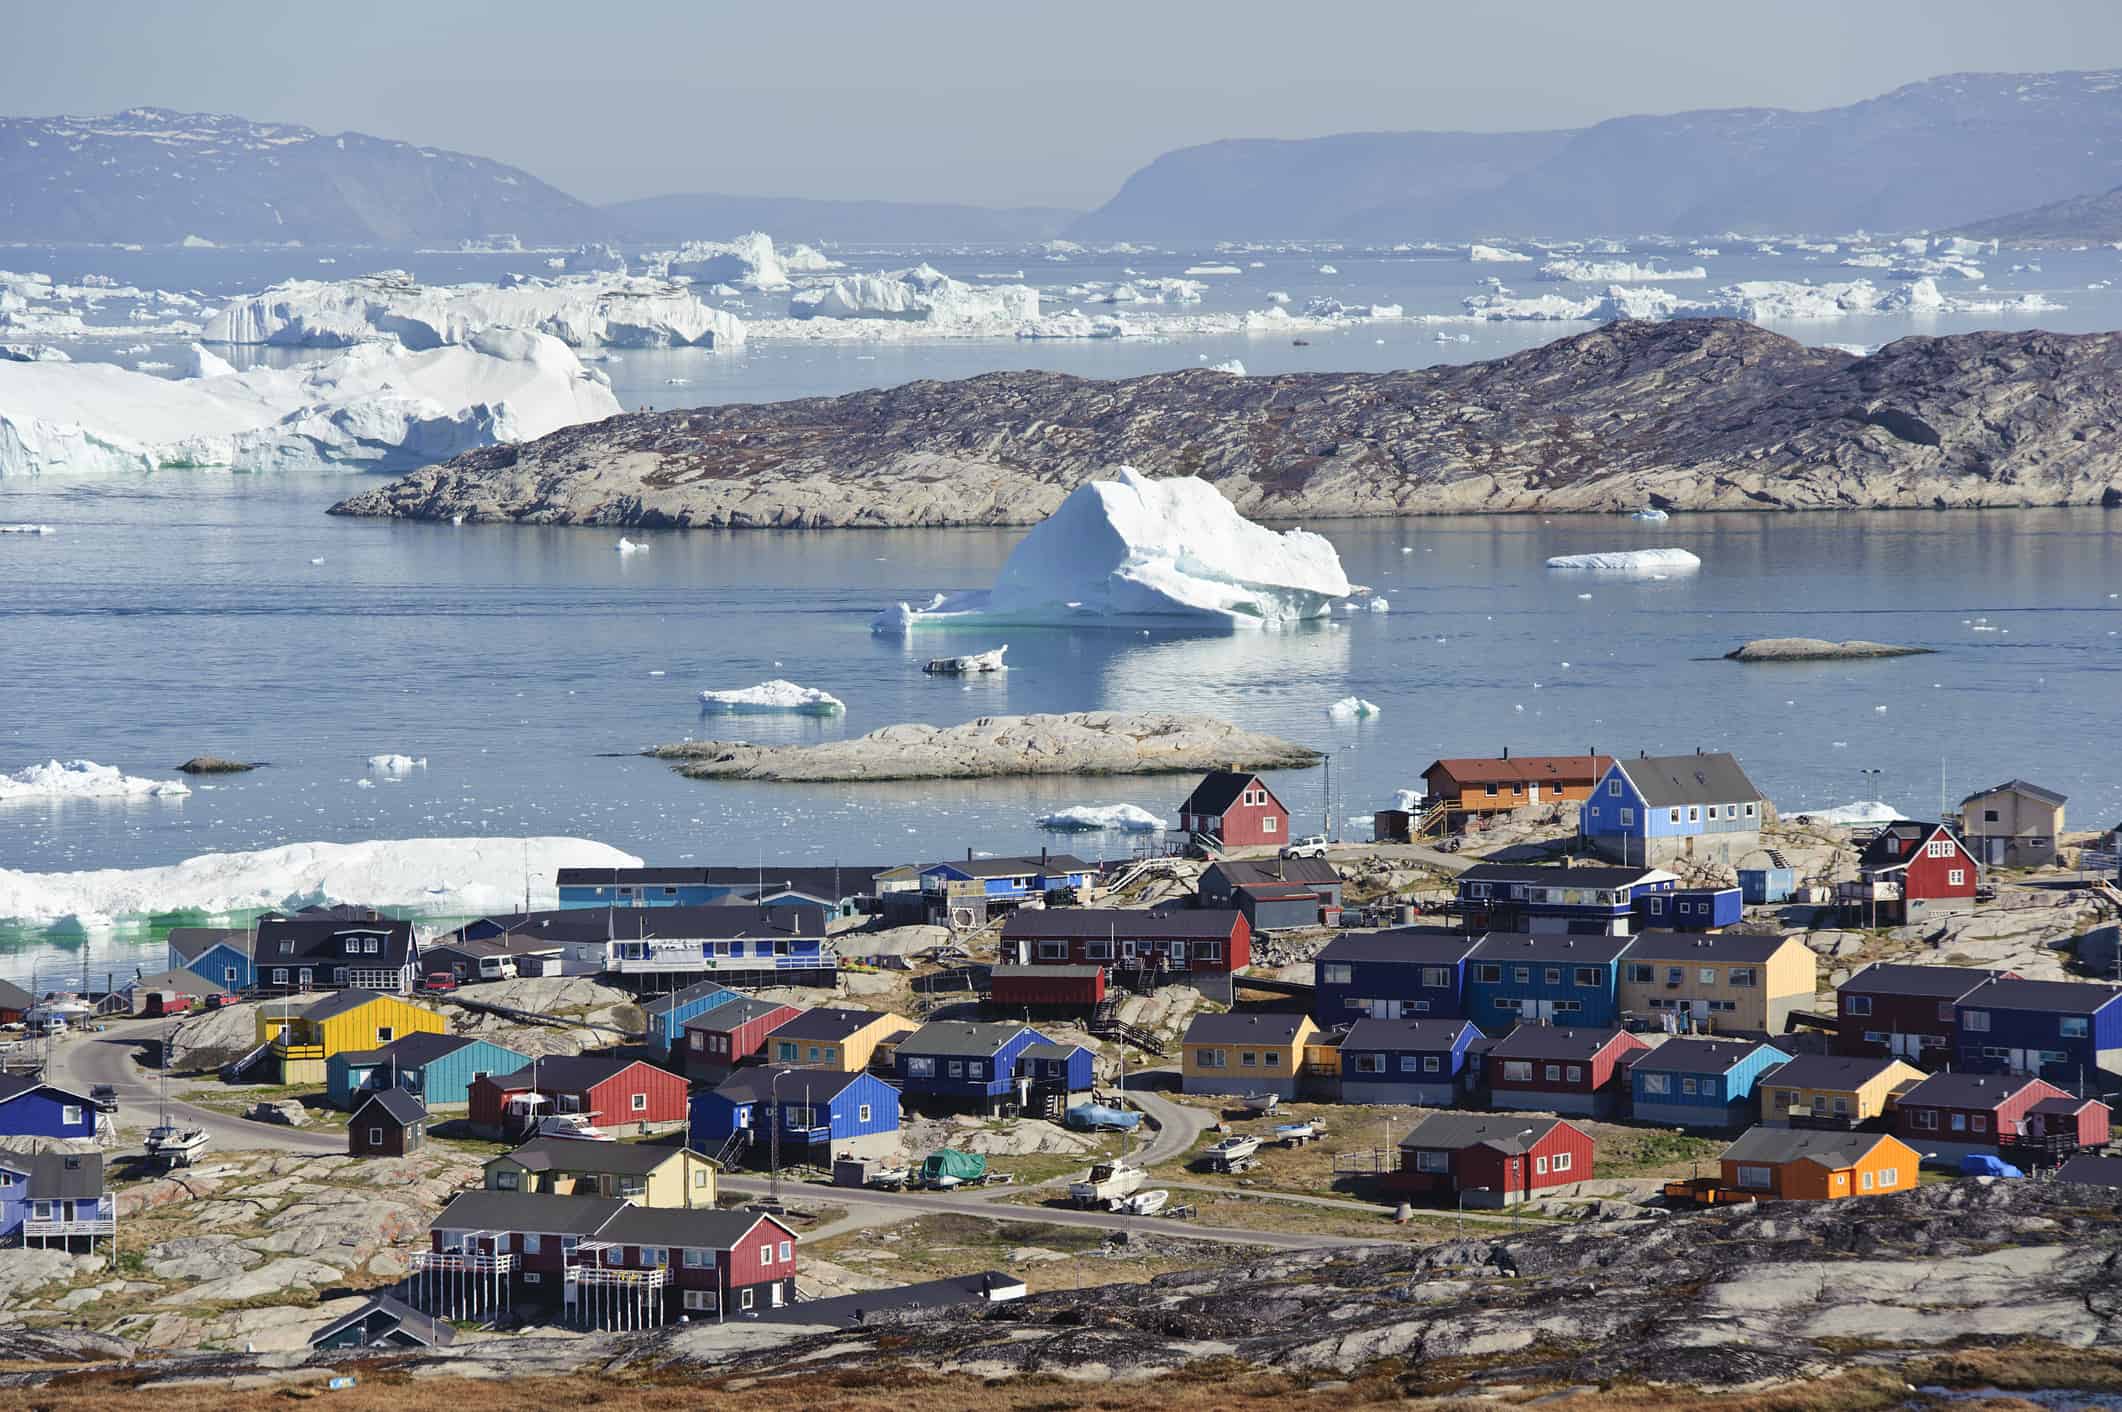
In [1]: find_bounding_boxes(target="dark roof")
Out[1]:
[1958,978,2122,1015]
[0,1074,92,1107]
[253,915,416,968]
[2054,1153,2122,1189]
[595,1204,785,1251]
[765,1007,902,1043]
[1621,932,1799,964]
[0,978,29,1011]
[1181,1011,1312,1046]
[1237,883,1324,903]
[0,1147,105,1198]
[926,854,1093,880]
[1425,754,1611,786]
[483,1056,642,1093]
[2028,1095,2105,1117]
[640,979,733,1019]
[1628,1037,1775,1074]
[991,964,1104,980]
[1959,779,2067,808]
[555,865,890,897]
[711,1066,865,1105]
[301,988,419,1023]
[350,1088,428,1126]
[1721,1127,1902,1167]
[131,967,223,996]
[1340,1017,1478,1051]
[1002,908,1243,940]
[432,1190,626,1236]
[1206,857,1339,888]
[1399,1113,1565,1154]
[498,1137,695,1176]
[1896,1072,2051,1109]
[1485,1025,1635,1062]
[309,1292,454,1349]
[1840,962,2010,999]
[680,996,799,1034]
[1614,752,1762,807]
[1020,1042,1088,1062]
[472,905,832,946]
[167,926,249,961]
[425,934,563,961]
[377,1032,484,1068]
[1857,820,1962,872]
[897,1021,1044,1057]
[1468,931,1637,965]
[1458,862,1667,889]
[1755,1053,1915,1091]
[1177,770,1267,817]
[750,1271,1022,1328]
[1316,928,1483,966]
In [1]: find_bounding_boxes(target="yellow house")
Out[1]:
[257,990,446,1084]
[483,1136,717,1208]
[762,1007,914,1072]
[1182,1011,1318,1100]
[1617,933,1816,1034]
[1757,1053,1926,1127]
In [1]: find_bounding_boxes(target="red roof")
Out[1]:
[1425,754,1611,786]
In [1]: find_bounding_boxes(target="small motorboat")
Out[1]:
[145,1125,210,1167]
[534,1112,614,1142]
[1274,1121,1325,1146]
[1069,1160,1147,1209]
[1115,1188,1169,1216]
[1240,1092,1281,1115]
[1204,1134,1261,1170]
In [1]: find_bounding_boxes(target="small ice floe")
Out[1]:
[1400,545,1413,554]
[1367,597,1390,613]
[1629,507,1670,522]
[1207,359,1246,375]
[1873,705,1888,713]
[309,557,325,565]
[1576,592,1593,600]
[664,377,692,385]
[648,670,666,677]
[1327,696,1381,720]
[0,524,55,535]
[1318,264,1339,274]
[0,758,190,801]
[1546,547,1701,574]
[699,680,846,715]
[366,754,427,774]
[355,778,375,789]
[1036,803,1167,833]
[616,537,648,554]
[450,514,464,525]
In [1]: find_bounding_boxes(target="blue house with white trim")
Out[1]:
[1628,1037,1786,1129]
[0,1147,30,1239]
[1019,1041,1096,1099]
[1464,932,1637,1034]
[1953,978,2122,1087]
[640,979,744,1057]
[919,854,1096,907]
[1456,863,1679,936]
[169,927,255,991]
[894,1021,1052,1114]
[1641,887,1744,932]
[0,1075,99,1140]
[688,1066,901,1164]
[1338,1017,1481,1106]
[1312,929,1479,1023]
[1579,752,1768,869]
[327,1033,532,1110]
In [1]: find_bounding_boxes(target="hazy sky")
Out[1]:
[10,1,2122,209]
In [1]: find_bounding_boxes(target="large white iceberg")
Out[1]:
[1036,803,1169,833]
[1803,800,1905,825]
[1469,244,1532,263]
[699,680,847,715]
[0,759,190,802]
[203,272,745,350]
[0,836,643,927]
[1541,259,1707,283]
[788,264,1040,327]
[1546,548,1702,574]
[0,330,622,477]
[663,232,789,290]
[872,468,1353,632]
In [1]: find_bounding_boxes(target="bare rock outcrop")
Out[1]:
[1725,637,1934,661]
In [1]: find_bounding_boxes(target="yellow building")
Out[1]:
[1757,1053,1926,1127]
[1181,1011,1318,1100]
[483,1136,717,1208]
[1617,933,1816,1034]
[762,1007,914,1072]
[257,990,447,1084]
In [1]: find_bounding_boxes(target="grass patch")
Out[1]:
[806,1212,1240,1293]
[1906,1341,2122,1394]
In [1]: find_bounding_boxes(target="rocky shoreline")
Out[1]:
[330,320,2122,529]
[1725,637,1935,662]
[647,711,1321,782]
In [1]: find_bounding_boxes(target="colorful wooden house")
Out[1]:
[309,1293,457,1351]
[893,1021,1051,1114]
[1181,1011,1319,1101]
[327,1033,530,1110]
[1455,862,1677,936]
[1393,1114,1593,1207]
[762,1007,913,1071]
[1954,977,2122,1087]
[1198,856,1343,911]
[0,978,30,1026]
[1420,752,1612,829]
[1756,1053,1926,1128]
[168,926,255,991]
[556,864,882,916]
[999,907,1251,976]
[5,1149,114,1252]
[1647,886,1744,932]
[680,997,805,1081]
[0,1077,99,1141]
[2022,1095,2113,1161]
[467,1057,690,1141]
[639,979,742,1057]
[486,1136,719,1207]
[1464,932,1637,1033]
[1019,1041,1096,1104]
[1835,962,2013,1064]
[1719,1128,1920,1201]
[1176,770,1291,850]
[1483,1025,1649,1118]
[349,1088,428,1158]
[990,964,1107,1013]
[1628,1037,1787,1129]
[256,989,447,1084]
[918,854,1096,909]
[575,1205,800,1321]
[1957,779,2066,869]
[1579,751,1767,868]
[689,1066,902,1165]
[1841,820,1980,924]
[0,1147,28,1239]
[1338,1017,1481,1105]
[1891,1072,2084,1165]
[1616,932,1816,1034]
[1312,928,1480,1023]
[248,912,421,994]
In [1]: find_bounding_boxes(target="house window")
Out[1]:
[366,1127,384,1145]
[1736,1164,1773,1189]
[1627,964,1653,983]
[1423,1055,1441,1073]
[1642,1073,1671,1095]
[497,1171,520,1189]
[1198,1048,1227,1069]
[521,1233,542,1255]
[740,1288,755,1310]
[1552,1151,1572,1173]
[1355,1054,1385,1074]
[273,969,289,985]
[905,1056,934,1077]
[1669,809,1681,824]
[1863,1031,1889,1044]
[1397,1055,1419,1073]
[1926,840,1953,859]
[1879,1167,1898,1186]
[1501,1061,1532,1082]
[1575,967,1599,987]
[1513,966,1530,983]
[1913,1109,1936,1130]
[1239,1051,1258,1068]
[1414,1150,1449,1173]
[1543,1064,1561,1081]
[1467,883,1492,900]
[1036,941,1068,961]
[1534,1155,1548,1175]
[1607,780,1621,797]
[946,1062,964,1078]
[1948,869,1965,887]
[683,1247,710,1267]
[692,1169,711,1188]
[966,1061,984,1079]
[1421,967,1449,989]
[1744,803,1757,818]
[1619,808,1635,826]
[1971,1114,1989,1133]
[778,1240,792,1262]
[1544,967,1561,985]
[1847,996,1872,1016]
[1475,964,1502,984]
[630,1092,648,1112]
[377,1026,394,1043]
[1565,1065,1582,1083]
[1698,968,1716,985]
[1087,941,1114,961]
[1861,1170,1875,1190]
[1681,1078,1699,1095]
[1321,963,1353,985]
[1729,968,1756,988]
[858,1104,872,1123]
[1687,807,1700,823]
[1555,1001,1581,1014]
[2060,1017,2089,1039]
[1485,783,1500,797]
[1262,816,1278,835]
[1963,1010,1989,1033]
[683,1289,716,1311]
[619,1176,647,1197]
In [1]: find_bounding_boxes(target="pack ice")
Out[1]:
[788,264,1040,326]
[0,330,621,476]
[0,758,190,801]
[872,467,1352,631]
[0,836,643,928]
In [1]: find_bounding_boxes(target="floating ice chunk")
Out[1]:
[698,680,846,715]
[1327,696,1381,720]
[0,523,54,534]
[616,537,648,553]
[1367,597,1390,612]
[308,557,325,565]
[1546,548,1702,574]
[0,759,190,802]
[1541,260,1706,283]
[1183,264,1242,275]
[1036,803,1168,833]
[663,232,789,290]
[1206,359,1246,375]
[874,467,1352,632]
[788,263,1038,327]
[1267,291,1291,305]
[1629,507,1670,522]
[923,645,1008,675]
[366,753,427,774]
[1317,264,1339,274]
[1805,799,1902,825]
[1469,244,1531,263]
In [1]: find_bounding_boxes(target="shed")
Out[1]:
[1737,865,1796,905]
[349,1088,428,1158]
[310,1292,456,1351]
[1234,882,1325,932]
[989,964,1105,1013]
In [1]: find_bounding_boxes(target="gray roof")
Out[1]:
[1000,908,1243,940]
[991,964,1104,980]
[484,1056,643,1092]
[1316,928,1483,966]
[765,1007,900,1043]
[2028,1095,2103,1116]
[680,996,798,1034]
[1628,1037,1775,1074]
[1615,752,1762,807]
[1468,931,1637,966]
[301,988,420,1023]
[167,926,249,962]
[1896,1072,2052,1109]
[433,1189,627,1236]
[2054,1154,2122,1189]
[130,967,223,996]
[1621,932,1799,964]
[1720,1127,1902,1167]
[711,1065,866,1105]
[1398,1113,1566,1154]
[640,979,732,1019]
[1957,978,2122,1015]
[0,1147,104,1199]
[1960,778,2067,808]
[350,1088,428,1127]
[1756,1053,1914,1091]
[1181,1011,1311,1047]
[927,854,1092,880]
[1841,962,2010,1000]
[595,1204,786,1251]
[1340,1017,1478,1051]
[1206,857,1339,888]
[497,1137,694,1176]
[0,1074,94,1108]
[1486,1025,1637,1062]
[310,1292,455,1348]
[898,1021,1044,1057]
[376,1032,486,1068]
[1459,862,1667,889]
[1020,1042,1088,1062]
[0,978,29,1011]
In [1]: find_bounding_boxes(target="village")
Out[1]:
[2,749,2120,1367]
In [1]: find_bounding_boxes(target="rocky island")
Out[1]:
[330,320,2122,528]
[1725,637,1936,662]
[646,711,1320,782]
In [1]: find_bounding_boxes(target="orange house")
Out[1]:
[1421,752,1612,825]
[1718,1127,1921,1201]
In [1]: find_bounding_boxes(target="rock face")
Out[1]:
[647,712,1322,783]
[1725,638,1935,662]
[330,321,2122,528]
[176,756,256,774]
[1956,182,2122,244]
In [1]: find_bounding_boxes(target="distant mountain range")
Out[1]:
[1071,70,2122,241]
[603,193,1075,244]
[1954,184,2122,244]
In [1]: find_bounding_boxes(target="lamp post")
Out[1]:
[1511,1128,1536,1228]
[768,1067,790,1205]
[1858,769,1884,928]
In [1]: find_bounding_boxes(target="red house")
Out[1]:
[998,907,1251,975]
[468,1056,689,1140]
[681,999,805,1081]
[1845,821,1980,925]
[1393,1113,1593,1207]
[577,1205,799,1320]
[1895,1072,2112,1164]
[989,964,1106,1013]
[1835,962,2017,1063]
[1482,1025,1649,1118]
[2021,1095,2113,1158]
[1177,771,1290,850]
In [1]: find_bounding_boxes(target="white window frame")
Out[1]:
[1552,1151,1572,1173]
[631,1092,648,1112]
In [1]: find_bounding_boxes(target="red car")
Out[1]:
[205,992,242,1010]
[421,972,459,993]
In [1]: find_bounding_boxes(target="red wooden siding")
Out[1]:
[1900,830,1979,902]
[991,969,1106,1007]
[1453,1122,1594,1198]
[585,1063,689,1127]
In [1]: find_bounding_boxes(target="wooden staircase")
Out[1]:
[1089,1002,1167,1056]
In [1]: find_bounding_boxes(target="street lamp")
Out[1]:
[1511,1128,1536,1228]
[1858,769,1884,928]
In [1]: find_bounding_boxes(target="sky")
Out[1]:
[9,1,2122,210]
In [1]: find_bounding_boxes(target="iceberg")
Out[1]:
[0,330,622,477]
[698,680,847,715]
[1367,597,1390,612]
[1469,244,1531,263]
[787,264,1039,327]
[0,835,642,927]
[366,754,427,773]
[615,537,648,554]
[1547,548,1702,573]
[1326,696,1381,720]
[1540,260,1707,283]
[1,523,55,534]
[922,645,1008,674]
[872,467,1352,632]
[1630,507,1671,522]
[1804,800,1904,825]
[1207,359,1246,375]
[1036,803,1168,833]
[0,758,190,802]
[663,231,788,290]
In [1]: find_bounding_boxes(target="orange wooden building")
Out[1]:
[1718,1128,1920,1201]
[1420,751,1612,827]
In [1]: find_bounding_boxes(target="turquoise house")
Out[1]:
[1627,1037,1785,1129]
[327,1033,530,1110]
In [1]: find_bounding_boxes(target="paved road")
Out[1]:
[46,1017,344,1157]
[1122,1077,1214,1168]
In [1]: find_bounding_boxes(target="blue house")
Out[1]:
[894,1020,1051,1114]
[556,865,885,917]
[0,1148,113,1252]
[1954,978,2122,1087]
[1579,752,1768,869]
[0,1147,29,1239]
[1338,1017,1481,1106]
[0,1075,99,1140]
[169,926,255,991]
[639,979,743,1057]
[918,854,1096,907]
[327,1033,532,1110]
[1313,929,1479,1023]
[1456,863,1679,936]
[1628,1037,1786,1128]
[1019,1041,1095,1099]
[1464,932,1638,1034]
[1642,887,1743,932]
[688,1066,901,1164]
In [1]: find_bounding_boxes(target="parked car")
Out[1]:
[420,972,459,993]
[1281,834,1331,860]
[89,1084,119,1112]
[205,992,242,1010]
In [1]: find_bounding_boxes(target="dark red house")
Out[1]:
[1393,1113,1593,1207]
[1177,771,1291,851]
[468,1056,689,1140]
[998,907,1251,975]
[1894,1072,2064,1152]
[2022,1095,2113,1157]
[680,998,804,1081]
[1847,821,1980,924]
[1482,1025,1648,1118]
[989,964,1106,1013]
[1835,962,2016,1063]
[580,1205,800,1319]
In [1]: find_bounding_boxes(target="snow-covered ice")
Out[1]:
[616,537,648,554]
[1469,244,1532,263]
[788,264,1039,327]
[1803,800,1904,825]
[1207,359,1246,375]
[0,758,190,802]
[698,680,847,715]
[1541,259,1707,283]
[872,467,1352,632]
[662,231,789,290]
[366,753,427,774]
[1035,803,1168,833]
[1546,547,1702,573]
[1630,507,1671,522]
[1327,696,1381,719]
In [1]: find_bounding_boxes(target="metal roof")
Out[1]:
[1176,770,1269,817]
[1958,779,2068,808]
[680,997,799,1034]
[765,1007,902,1043]
[990,964,1104,980]
[300,988,423,1024]
[1627,1037,1775,1073]
[1755,1053,1913,1091]
[1002,908,1243,940]
[926,854,1093,880]
[1458,861,1668,889]
[1019,1042,1088,1062]
[497,1137,694,1176]
[1958,977,2122,1014]
[1316,928,1483,966]
[253,915,415,967]
[1486,1025,1636,1061]
[1181,1011,1312,1046]
[1398,1113,1565,1154]
[1340,1017,1478,1050]
[1840,962,2012,999]
[1620,932,1799,964]
[896,1021,1045,1057]
[1614,752,1763,807]
[596,1204,787,1251]
[1895,1072,2053,1109]
[375,1032,482,1068]
[1719,1127,1904,1168]
[309,1292,455,1349]
[0,1146,104,1199]
[1424,754,1611,786]
[349,1088,428,1127]
[1467,931,1638,965]
[2028,1095,2104,1117]
[432,1189,627,1236]
[167,926,250,962]
[483,1056,645,1092]
[640,979,733,1018]
[1206,857,1340,888]
[710,1065,866,1105]
[2054,1153,2122,1189]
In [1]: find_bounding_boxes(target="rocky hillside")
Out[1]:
[331,320,2122,528]
[1957,182,2122,244]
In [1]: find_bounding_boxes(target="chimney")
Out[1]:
[968,847,974,863]
[1502,746,1510,761]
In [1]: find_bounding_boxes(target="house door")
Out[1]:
[1528,785,1540,804]
[2008,1049,2032,1074]
[1891,1033,1922,1059]
[1371,1000,1401,1020]
[1168,942,1187,969]
[770,1283,785,1308]
[1521,999,1539,1021]
[298,968,313,987]
[1689,1000,1710,1026]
